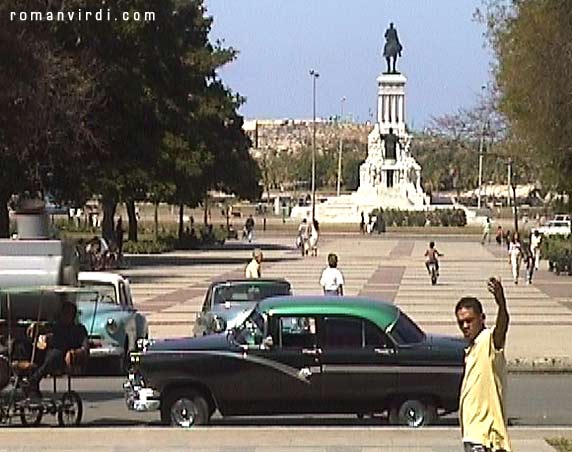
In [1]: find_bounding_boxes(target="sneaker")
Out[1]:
[514,280,518,285]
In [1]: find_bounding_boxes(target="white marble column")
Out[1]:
[384,95,390,123]
[391,95,397,126]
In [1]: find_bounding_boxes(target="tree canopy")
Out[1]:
[0,0,260,238]
[478,0,572,210]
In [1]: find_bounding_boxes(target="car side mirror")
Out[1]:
[262,335,274,350]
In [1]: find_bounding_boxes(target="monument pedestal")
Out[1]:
[291,72,428,223]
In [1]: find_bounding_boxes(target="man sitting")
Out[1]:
[26,302,89,397]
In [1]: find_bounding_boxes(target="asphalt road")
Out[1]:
[27,373,572,427]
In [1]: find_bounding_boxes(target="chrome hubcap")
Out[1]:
[171,398,197,427]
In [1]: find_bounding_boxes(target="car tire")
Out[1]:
[389,399,436,427]
[161,389,210,428]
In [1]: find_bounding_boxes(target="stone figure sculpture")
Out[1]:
[383,22,402,74]
[381,128,400,160]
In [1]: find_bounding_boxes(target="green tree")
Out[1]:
[479,0,572,215]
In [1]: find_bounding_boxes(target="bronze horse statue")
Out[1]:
[383,23,403,74]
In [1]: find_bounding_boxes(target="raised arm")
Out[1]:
[488,277,509,349]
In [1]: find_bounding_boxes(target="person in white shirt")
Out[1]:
[508,232,522,285]
[245,248,263,278]
[530,230,542,270]
[320,253,344,296]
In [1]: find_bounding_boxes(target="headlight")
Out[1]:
[213,316,227,333]
[106,318,119,335]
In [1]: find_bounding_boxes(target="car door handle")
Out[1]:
[374,348,395,356]
[302,348,321,355]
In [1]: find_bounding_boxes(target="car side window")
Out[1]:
[279,316,317,349]
[119,282,132,308]
[321,316,363,349]
[364,320,393,349]
[118,282,126,306]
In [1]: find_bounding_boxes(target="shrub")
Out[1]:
[370,208,467,228]
[123,238,174,254]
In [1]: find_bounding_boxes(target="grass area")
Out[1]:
[547,438,572,451]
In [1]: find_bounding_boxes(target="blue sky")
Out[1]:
[204,0,493,129]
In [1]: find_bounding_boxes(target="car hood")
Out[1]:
[426,333,467,359]
[148,332,233,352]
[77,301,121,325]
[211,303,257,329]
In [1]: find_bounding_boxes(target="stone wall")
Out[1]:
[244,119,370,157]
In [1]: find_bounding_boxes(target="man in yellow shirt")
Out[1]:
[455,277,511,452]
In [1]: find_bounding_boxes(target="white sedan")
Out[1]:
[536,220,571,237]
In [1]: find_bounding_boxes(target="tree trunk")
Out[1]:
[0,192,10,238]
[126,199,138,242]
[154,201,159,241]
[102,198,117,244]
[178,204,185,239]
[203,195,208,226]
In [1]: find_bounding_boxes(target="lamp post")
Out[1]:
[309,69,319,221]
[337,96,346,196]
[508,158,518,233]
[477,85,488,210]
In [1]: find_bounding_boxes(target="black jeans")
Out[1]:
[29,348,64,386]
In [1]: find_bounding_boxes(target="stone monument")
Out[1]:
[291,24,428,223]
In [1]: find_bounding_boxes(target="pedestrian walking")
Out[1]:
[245,248,263,279]
[115,217,124,262]
[522,242,535,285]
[297,218,310,256]
[481,217,491,245]
[455,277,512,452]
[495,226,503,246]
[308,218,320,256]
[530,230,542,270]
[360,212,366,234]
[319,253,344,296]
[504,230,511,252]
[508,232,522,285]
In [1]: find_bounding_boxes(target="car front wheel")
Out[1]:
[161,389,209,428]
[389,399,436,427]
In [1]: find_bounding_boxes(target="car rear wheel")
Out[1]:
[161,389,210,428]
[389,399,436,427]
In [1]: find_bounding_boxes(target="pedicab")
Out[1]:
[0,286,95,426]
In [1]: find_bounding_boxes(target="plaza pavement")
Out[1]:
[0,426,570,451]
[121,232,572,371]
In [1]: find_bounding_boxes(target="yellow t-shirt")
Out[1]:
[459,327,512,451]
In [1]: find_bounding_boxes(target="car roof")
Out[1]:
[78,271,124,284]
[210,278,291,287]
[258,296,399,330]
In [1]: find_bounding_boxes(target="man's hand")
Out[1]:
[488,277,506,307]
[488,277,509,350]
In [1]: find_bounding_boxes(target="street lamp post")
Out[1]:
[337,96,346,196]
[309,69,319,221]
[477,121,487,209]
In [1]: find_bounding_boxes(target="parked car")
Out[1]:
[78,272,148,373]
[535,220,571,237]
[193,278,292,336]
[125,296,466,428]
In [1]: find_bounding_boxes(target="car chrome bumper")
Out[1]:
[89,345,124,358]
[123,376,160,412]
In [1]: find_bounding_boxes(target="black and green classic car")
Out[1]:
[124,296,466,428]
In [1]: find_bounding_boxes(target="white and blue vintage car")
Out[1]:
[78,272,148,373]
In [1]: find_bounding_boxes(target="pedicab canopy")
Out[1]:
[0,286,99,322]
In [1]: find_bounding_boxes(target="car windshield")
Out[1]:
[388,311,425,345]
[231,308,265,346]
[213,282,290,305]
[78,282,116,304]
